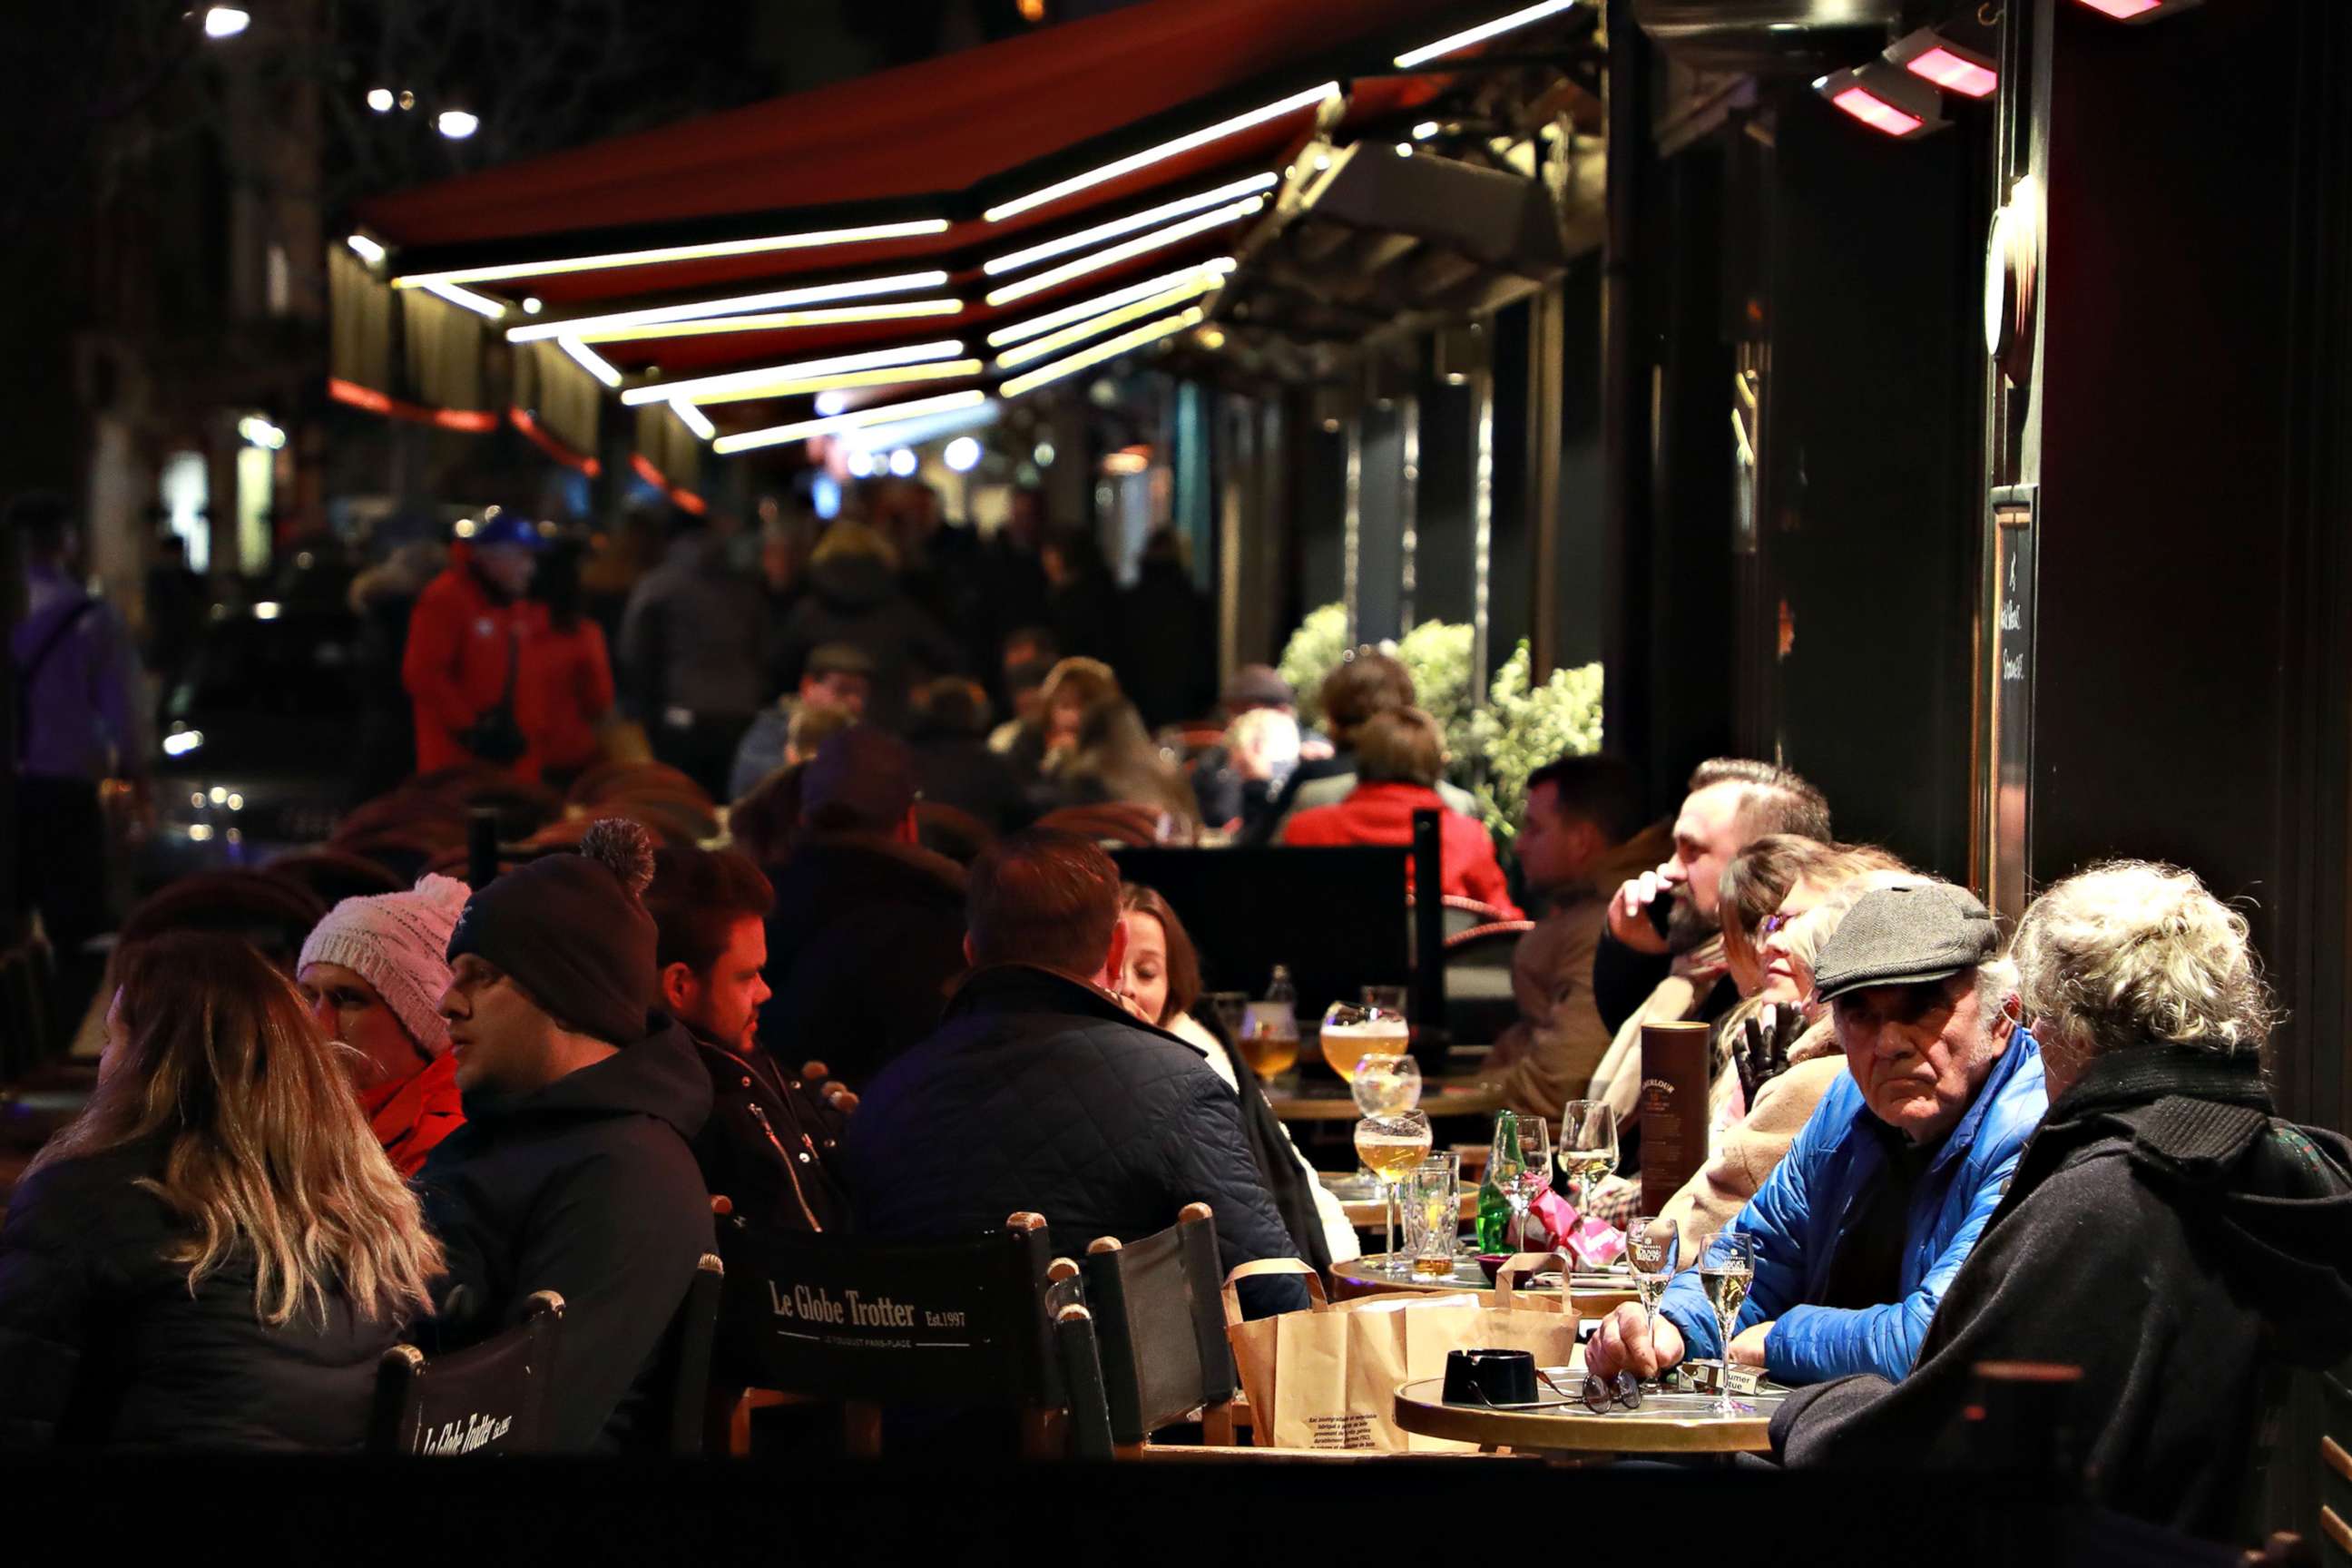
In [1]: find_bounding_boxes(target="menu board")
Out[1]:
[1639,1021,1714,1214]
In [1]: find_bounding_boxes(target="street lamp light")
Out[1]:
[202,7,250,39]
[436,110,480,140]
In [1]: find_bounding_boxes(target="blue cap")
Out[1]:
[471,514,544,551]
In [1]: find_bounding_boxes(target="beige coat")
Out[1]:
[1659,1019,1847,1259]
[1485,822,1674,1122]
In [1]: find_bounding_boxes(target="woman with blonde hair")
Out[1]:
[1773,861,2352,1534]
[0,932,444,1447]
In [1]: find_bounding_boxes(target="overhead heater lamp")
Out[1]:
[2072,0,2202,20]
[1813,62,1947,140]
[1885,29,1997,99]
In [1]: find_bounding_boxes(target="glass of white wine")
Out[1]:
[1355,1110,1434,1275]
[1556,1099,1619,1216]
[1697,1231,1758,1416]
[1622,1214,1678,1389]
[1491,1114,1552,1254]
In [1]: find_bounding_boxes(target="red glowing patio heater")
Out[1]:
[1812,60,1948,140]
[2072,0,2202,21]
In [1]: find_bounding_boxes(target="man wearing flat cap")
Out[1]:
[1589,879,2048,1388]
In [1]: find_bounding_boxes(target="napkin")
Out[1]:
[1532,1191,1624,1270]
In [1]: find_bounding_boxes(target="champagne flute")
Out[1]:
[1622,1214,1678,1389]
[1351,1052,1422,1118]
[1556,1100,1619,1215]
[1355,1110,1433,1274]
[1697,1231,1758,1416]
[1491,1116,1552,1253]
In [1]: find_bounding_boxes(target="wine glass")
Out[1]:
[1489,1115,1552,1253]
[1355,1109,1433,1275]
[1351,1052,1422,1118]
[1697,1231,1758,1416]
[1556,1100,1620,1214]
[1320,1000,1410,1083]
[1622,1215,1678,1388]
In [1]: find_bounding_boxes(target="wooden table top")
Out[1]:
[1269,1076,1506,1122]
[1328,1255,1638,1316]
[1392,1375,1784,1455]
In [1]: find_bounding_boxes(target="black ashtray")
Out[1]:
[1443,1348,1537,1406]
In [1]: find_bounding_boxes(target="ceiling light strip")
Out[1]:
[713,388,988,456]
[982,172,1276,277]
[985,82,1336,224]
[422,279,508,319]
[986,259,1237,348]
[671,399,717,441]
[684,359,984,408]
[620,339,967,407]
[1394,1,1580,69]
[557,337,623,388]
[571,299,964,345]
[995,276,1226,368]
[985,199,1262,307]
[393,218,951,289]
[506,270,950,344]
[998,307,1204,398]
[346,233,387,264]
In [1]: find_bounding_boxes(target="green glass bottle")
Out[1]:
[1475,1110,1515,1252]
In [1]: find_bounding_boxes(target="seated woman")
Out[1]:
[296,874,472,1176]
[1044,699,1202,837]
[0,931,443,1447]
[1114,886,1357,1269]
[1279,708,1520,917]
[1771,861,2352,1540]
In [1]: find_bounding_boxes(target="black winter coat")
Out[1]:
[843,965,1311,1319]
[757,832,968,1087]
[1114,562,1216,730]
[689,1028,853,1238]
[0,1136,402,1448]
[416,1019,715,1453]
[909,731,1034,836]
[1770,1045,2352,1540]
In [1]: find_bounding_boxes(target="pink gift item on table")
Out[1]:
[1532,1190,1624,1269]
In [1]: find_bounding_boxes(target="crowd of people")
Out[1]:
[4,485,2349,1550]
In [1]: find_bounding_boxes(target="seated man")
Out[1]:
[1771,862,2352,1539]
[728,642,874,801]
[1584,758,1832,1133]
[844,828,1309,1318]
[643,846,852,1238]
[757,726,969,1086]
[416,819,715,1452]
[1280,708,1522,917]
[1482,755,1669,1122]
[1587,880,2046,1388]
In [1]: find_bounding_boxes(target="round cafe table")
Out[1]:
[1268,1076,1504,1123]
[1318,1172,1479,1230]
[1392,1374,1786,1456]
[1328,1254,1638,1317]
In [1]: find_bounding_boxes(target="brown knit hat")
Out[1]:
[445,818,659,1044]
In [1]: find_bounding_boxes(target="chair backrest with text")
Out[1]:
[370,1289,564,1455]
[634,1252,723,1456]
[1081,1202,1238,1448]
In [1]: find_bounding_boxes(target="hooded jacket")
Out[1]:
[1771,1045,2352,1540]
[401,547,549,779]
[757,832,969,1087]
[843,965,1311,1320]
[416,1019,714,1452]
[771,554,963,732]
[1659,1028,2047,1386]
[0,1135,405,1448]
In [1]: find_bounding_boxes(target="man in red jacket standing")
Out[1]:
[402,514,546,780]
[1281,707,1522,917]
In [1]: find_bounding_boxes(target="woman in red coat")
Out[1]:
[1280,707,1523,918]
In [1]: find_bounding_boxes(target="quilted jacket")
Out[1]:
[842,964,1311,1318]
[1660,1030,2046,1386]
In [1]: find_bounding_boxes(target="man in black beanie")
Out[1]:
[416,819,715,1452]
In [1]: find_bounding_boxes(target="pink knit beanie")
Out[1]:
[297,874,473,1057]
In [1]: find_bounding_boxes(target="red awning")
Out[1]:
[338,0,1575,456]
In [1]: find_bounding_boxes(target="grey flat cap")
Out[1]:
[1811,882,1997,1004]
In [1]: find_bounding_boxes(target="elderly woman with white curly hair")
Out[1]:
[1770,859,2352,1540]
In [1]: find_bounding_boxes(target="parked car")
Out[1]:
[143,603,363,887]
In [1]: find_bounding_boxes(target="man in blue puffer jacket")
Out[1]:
[1590,881,2047,1387]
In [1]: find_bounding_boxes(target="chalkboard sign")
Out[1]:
[1984,485,2037,926]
